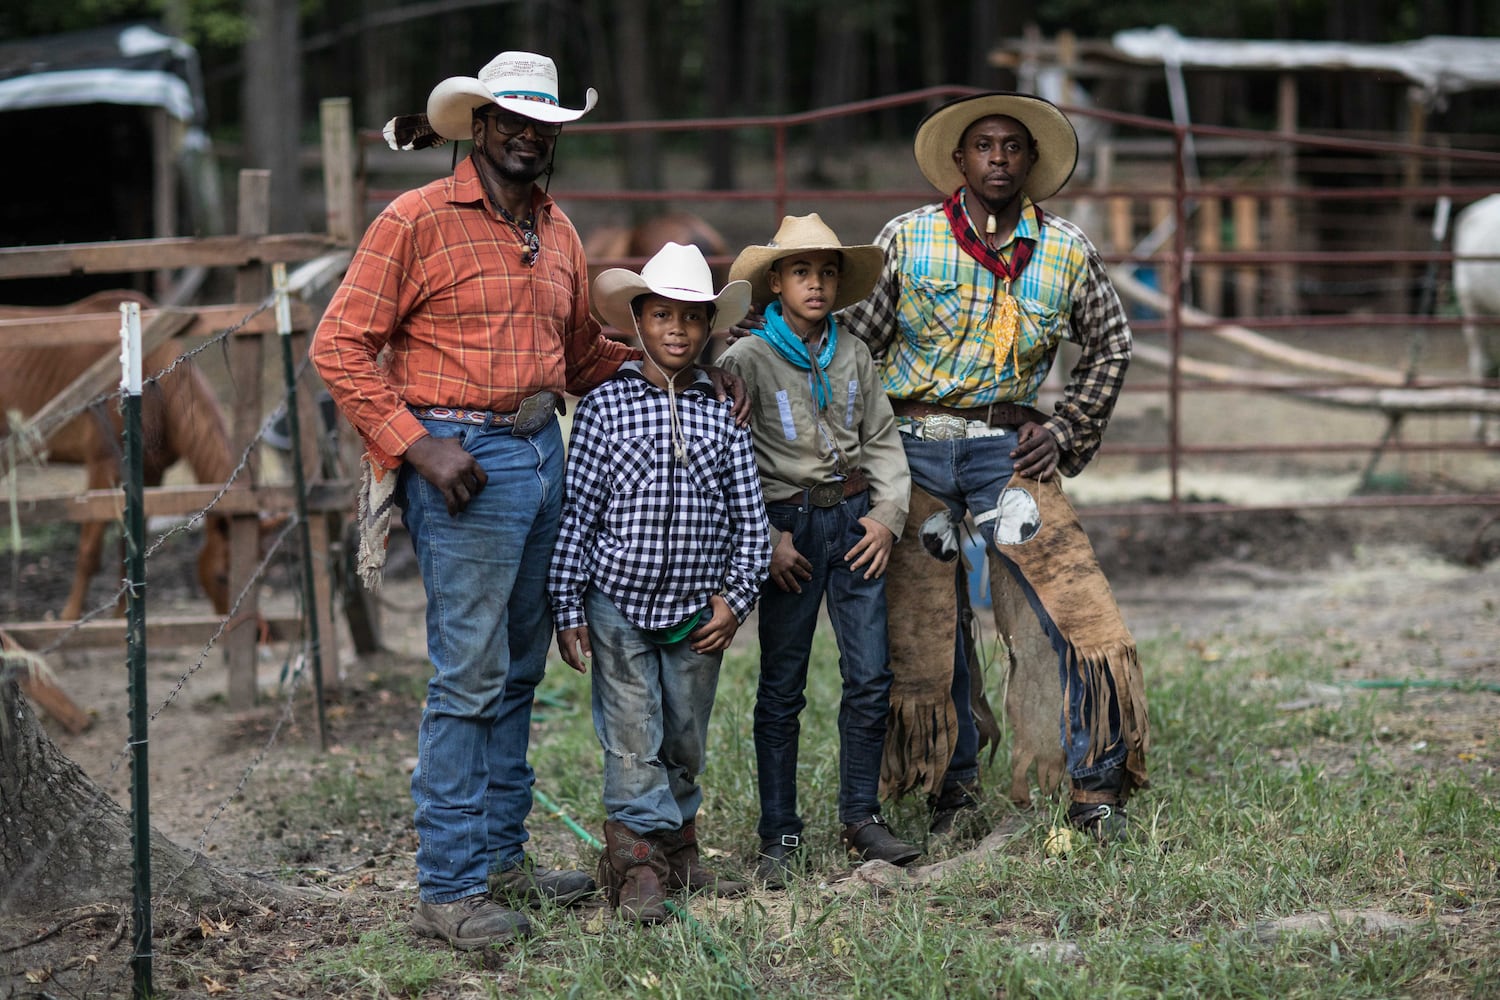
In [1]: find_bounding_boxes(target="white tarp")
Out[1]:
[1112,27,1500,107]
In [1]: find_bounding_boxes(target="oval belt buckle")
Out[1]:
[809,482,843,508]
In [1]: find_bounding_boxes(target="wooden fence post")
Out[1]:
[226,170,270,710]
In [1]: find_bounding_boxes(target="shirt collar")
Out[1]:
[616,359,713,394]
[448,155,554,222]
[958,190,1039,248]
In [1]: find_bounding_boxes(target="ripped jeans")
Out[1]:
[585,586,722,834]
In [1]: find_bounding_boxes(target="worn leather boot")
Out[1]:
[600,820,671,924]
[755,834,802,890]
[659,819,749,898]
[840,814,921,866]
[1067,766,1129,843]
[927,781,981,838]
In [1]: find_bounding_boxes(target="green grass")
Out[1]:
[295,625,1500,999]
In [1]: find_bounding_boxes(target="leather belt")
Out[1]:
[412,390,562,437]
[770,467,869,508]
[890,399,1046,428]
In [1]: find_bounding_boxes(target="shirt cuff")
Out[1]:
[555,606,586,633]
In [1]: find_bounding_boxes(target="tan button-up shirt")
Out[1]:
[718,331,910,544]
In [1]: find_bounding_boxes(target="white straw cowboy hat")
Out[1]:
[426,51,598,141]
[593,242,752,334]
[913,91,1078,202]
[728,213,885,311]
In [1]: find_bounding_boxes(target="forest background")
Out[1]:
[3,0,1500,238]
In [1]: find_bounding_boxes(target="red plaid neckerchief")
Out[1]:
[941,190,1044,289]
[941,190,1045,379]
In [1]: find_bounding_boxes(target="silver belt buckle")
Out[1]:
[509,391,560,437]
[921,413,968,441]
[808,482,844,508]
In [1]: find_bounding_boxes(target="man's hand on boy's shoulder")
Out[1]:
[769,532,813,593]
[557,625,591,674]
[845,517,895,580]
[725,306,767,344]
[702,365,751,427]
[689,595,739,654]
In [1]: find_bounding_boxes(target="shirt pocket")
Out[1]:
[903,275,969,346]
[611,436,658,494]
[1015,297,1068,373]
[681,436,724,501]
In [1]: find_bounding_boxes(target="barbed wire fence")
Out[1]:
[0,248,358,997]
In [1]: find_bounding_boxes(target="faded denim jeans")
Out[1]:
[586,586,722,834]
[754,490,893,839]
[901,431,1125,784]
[397,416,562,903]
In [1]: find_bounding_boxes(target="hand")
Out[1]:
[1010,422,1061,481]
[704,365,752,427]
[844,517,895,579]
[689,595,739,653]
[769,531,813,593]
[403,434,488,514]
[557,625,591,674]
[724,306,766,344]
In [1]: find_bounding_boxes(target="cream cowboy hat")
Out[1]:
[913,92,1078,202]
[728,213,884,311]
[426,51,598,141]
[593,242,752,335]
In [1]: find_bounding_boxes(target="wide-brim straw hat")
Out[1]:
[426,51,598,141]
[593,242,752,335]
[913,92,1078,202]
[728,213,884,311]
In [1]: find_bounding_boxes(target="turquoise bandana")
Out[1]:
[755,300,838,411]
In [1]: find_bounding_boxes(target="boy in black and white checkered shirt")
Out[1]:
[548,243,770,923]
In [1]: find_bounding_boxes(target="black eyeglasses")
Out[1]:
[478,110,562,138]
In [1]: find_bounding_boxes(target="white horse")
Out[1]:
[1453,194,1500,445]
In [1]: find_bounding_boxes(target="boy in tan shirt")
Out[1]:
[719,215,917,887]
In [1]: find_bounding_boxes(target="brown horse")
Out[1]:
[0,291,237,620]
[583,211,731,287]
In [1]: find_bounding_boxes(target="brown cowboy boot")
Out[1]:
[658,819,748,898]
[599,820,671,924]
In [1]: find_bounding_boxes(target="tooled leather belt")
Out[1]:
[769,467,870,508]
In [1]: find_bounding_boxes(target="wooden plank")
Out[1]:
[0,309,196,480]
[2,613,305,652]
[6,481,352,524]
[2,630,91,734]
[0,301,314,348]
[320,98,360,247]
[0,234,334,279]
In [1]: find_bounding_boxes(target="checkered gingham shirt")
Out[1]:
[840,194,1132,476]
[311,155,636,469]
[548,364,771,634]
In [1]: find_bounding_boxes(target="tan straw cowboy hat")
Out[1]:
[593,242,752,335]
[913,91,1078,202]
[426,51,598,141]
[728,213,884,310]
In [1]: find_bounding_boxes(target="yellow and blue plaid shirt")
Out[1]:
[841,193,1132,477]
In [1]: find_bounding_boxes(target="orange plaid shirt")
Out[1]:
[312,155,636,468]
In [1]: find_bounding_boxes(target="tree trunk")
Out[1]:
[0,680,301,917]
[612,0,662,206]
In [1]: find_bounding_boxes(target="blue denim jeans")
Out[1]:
[754,491,893,838]
[900,431,1125,783]
[586,587,721,834]
[397,416,563,903]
